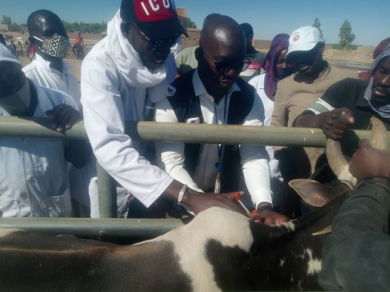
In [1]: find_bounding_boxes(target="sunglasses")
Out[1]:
[203,49,250,75]
[130,22,181,50]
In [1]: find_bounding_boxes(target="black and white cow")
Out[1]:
[0,189,346,292]
[0,118,386,292]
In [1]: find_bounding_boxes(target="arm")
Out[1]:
[81,57,174,207]
[294,79,355,140]
[319,141,390,292]
[81,38,85,46]
[155,98,203,193]
[243,93,289,225]
[319,180,390,292]
[45,98,90,169]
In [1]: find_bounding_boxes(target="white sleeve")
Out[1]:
[81,56,173,208]
[240,91,272,208]
[248,75,260,89]
[154,98,203,192]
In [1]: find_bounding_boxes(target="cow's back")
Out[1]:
[0,229,192,292]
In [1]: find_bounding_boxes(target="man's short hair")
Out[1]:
[203,13,222,26]
[240,23,254,37]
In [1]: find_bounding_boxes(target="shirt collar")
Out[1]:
[35,54,71,74]
[192,68,241,98]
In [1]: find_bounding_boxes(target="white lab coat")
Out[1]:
[23,54,81,108]
[249,74,283,206]
[80,11,174,217]
[0,81,77,217]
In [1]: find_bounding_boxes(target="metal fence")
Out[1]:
[0,116,388,238]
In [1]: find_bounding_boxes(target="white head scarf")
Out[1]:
[364,44,390,119]
[105,11,176,103]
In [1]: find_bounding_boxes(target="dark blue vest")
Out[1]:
[167,70,255,193]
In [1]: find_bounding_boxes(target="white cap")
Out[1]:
[286,26,324,57]
[0,43,20,65]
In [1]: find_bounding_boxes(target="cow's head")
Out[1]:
[290,117,388,209]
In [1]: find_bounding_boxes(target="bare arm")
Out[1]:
[294,113,323,128]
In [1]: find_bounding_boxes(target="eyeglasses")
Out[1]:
[203,49,250,74]
[130,22,181,50]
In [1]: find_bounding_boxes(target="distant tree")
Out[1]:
[187,17,197,29]
[338,20,356,50]
[62,20,107,34]
[312,17,324,40]
[20,23,27,27]
[1,15,12,26]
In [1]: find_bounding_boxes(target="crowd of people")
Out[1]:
[0,0,389,289]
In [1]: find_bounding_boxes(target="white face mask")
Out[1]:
[0,79,31,114]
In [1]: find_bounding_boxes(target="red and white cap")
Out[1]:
[286,26,324,56]
[120,0,188,40]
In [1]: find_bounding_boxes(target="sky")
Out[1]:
[0,0,389,46]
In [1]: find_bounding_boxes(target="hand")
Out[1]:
[183,190,247,216]
[249,210,289,225]
[321,108,354,140]
[349,140,390,183]
[46,105,81,132]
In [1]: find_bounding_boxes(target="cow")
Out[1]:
[0,118,386,292]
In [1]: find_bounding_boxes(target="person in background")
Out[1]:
[170,35,183,58]
[0,44,90,218]
[0,34,6,47]
[175,46,198,76]
[248,34,295,209]
[239,23,266,82]
[175,14,221,77]
[24,10,81,108]
[295,44,390,140]
[155,15,288,225]
[271,26,358,218]
[73,32,85,60]
[81,0,245,218]
[359,37,390,81]
[9,40,17,57]
[28,37,36,62]
[318,140,390,292]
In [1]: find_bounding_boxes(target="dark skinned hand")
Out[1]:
[184,190,247,216]
[46,104,81,132]
[349,139,390,183]
[321,107,355,140]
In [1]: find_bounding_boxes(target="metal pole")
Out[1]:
[0,117,388,147]
[0,218,184,238]
[97,162,118,218]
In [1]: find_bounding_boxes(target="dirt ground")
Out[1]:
[17,49,372,85]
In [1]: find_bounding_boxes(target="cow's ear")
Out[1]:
[289,179,332,208]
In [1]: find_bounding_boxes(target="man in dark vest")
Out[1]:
[155,15,288,225]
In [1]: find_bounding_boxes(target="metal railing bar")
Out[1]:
[0,117,387,147]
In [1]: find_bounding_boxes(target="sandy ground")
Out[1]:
[17,50,372,85]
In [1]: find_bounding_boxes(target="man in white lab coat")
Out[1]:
[23,10,80,108]
[0,44,89,217]
[81,0,246,217]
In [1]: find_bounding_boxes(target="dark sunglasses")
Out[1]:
[203,49,250,74]
[130,22,181,50]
